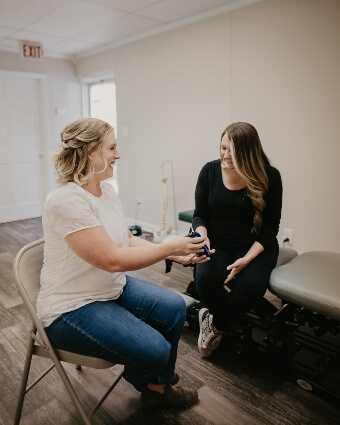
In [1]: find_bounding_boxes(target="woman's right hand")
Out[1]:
[195,226,212,255]
[164,233,206,257]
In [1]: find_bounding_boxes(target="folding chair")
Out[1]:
[13,238,124,425]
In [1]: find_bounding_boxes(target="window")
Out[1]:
[88,80,118,192]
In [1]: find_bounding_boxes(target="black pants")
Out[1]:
[196,242,279,331]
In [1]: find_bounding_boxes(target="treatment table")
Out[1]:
[160,211,340,404]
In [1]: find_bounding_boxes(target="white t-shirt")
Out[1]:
[37,181,129,327]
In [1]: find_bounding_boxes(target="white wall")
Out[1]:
[76,0,340,254]
[0,51,82,192]
[231,0,340,254]
[2,0,338,254]
[77,14,231,235]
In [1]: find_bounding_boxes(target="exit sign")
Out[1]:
[19,41,44,60]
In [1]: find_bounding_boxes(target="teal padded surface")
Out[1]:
[178,210,194,223]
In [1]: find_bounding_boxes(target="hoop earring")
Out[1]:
[93,155,108,174]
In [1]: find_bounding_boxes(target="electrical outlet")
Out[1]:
[283,228,294,246]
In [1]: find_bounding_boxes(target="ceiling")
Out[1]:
[0,0,260,60]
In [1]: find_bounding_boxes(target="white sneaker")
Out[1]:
[198,308,222,358]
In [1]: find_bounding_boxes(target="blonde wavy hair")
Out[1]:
[53,118,113,186]
[222,122,270,235]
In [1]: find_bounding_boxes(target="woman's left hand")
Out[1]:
[224,257,249,285]
[172,249,215,265]
[224,242,264,285]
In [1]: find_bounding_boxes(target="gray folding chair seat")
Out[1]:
[13,238,124,425]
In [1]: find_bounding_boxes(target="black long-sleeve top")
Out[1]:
[192,160,282,252]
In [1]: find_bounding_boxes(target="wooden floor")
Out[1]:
[1,217,339,425]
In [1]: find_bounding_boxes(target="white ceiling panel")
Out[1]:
[0,0,262,59]
[0,0,68,27]
[138,0,239,22]
[87,0,163,13]
[80,14,164,45]
[0,27,16,38]
[50,38,100,56]
[26,0,125,38]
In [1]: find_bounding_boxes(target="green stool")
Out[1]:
[178,210,194,223]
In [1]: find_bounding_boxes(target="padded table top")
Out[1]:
[270,251,340,321]
[178,210,194,223]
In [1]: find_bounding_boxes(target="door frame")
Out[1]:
[0,69,52,218]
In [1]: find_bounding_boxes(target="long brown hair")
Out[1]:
[222,122,270,235]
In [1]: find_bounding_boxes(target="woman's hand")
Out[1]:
[171,248,216,265]
[224,241,264,285]
[164,233,207,257]
[191,226,213,259]
[224,257,249,285]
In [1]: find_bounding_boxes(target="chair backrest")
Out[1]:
[13,238,44,310]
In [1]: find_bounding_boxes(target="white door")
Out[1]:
[0,74,44,223]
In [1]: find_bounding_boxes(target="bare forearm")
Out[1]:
[129,235,180,264]
[195,226,207,238]
[108,244,173,272]
[128,234,153,248]
[101,232,177,272]
[66,226,205,273]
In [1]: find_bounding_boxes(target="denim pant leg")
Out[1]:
[116,275,186,389]
[45,275,186,391]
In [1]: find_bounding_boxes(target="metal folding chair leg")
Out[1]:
[13,238,124,424]
[88,370,124,420]
[14,330,124,424]
[14,333,35,425]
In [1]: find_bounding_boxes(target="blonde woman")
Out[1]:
[37,118,210,410]
[193,122,282,358]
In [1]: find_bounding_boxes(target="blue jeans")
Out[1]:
[45,275,186,391]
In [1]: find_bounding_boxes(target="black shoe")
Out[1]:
[141,384,198,411]
[170,372,179,385]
